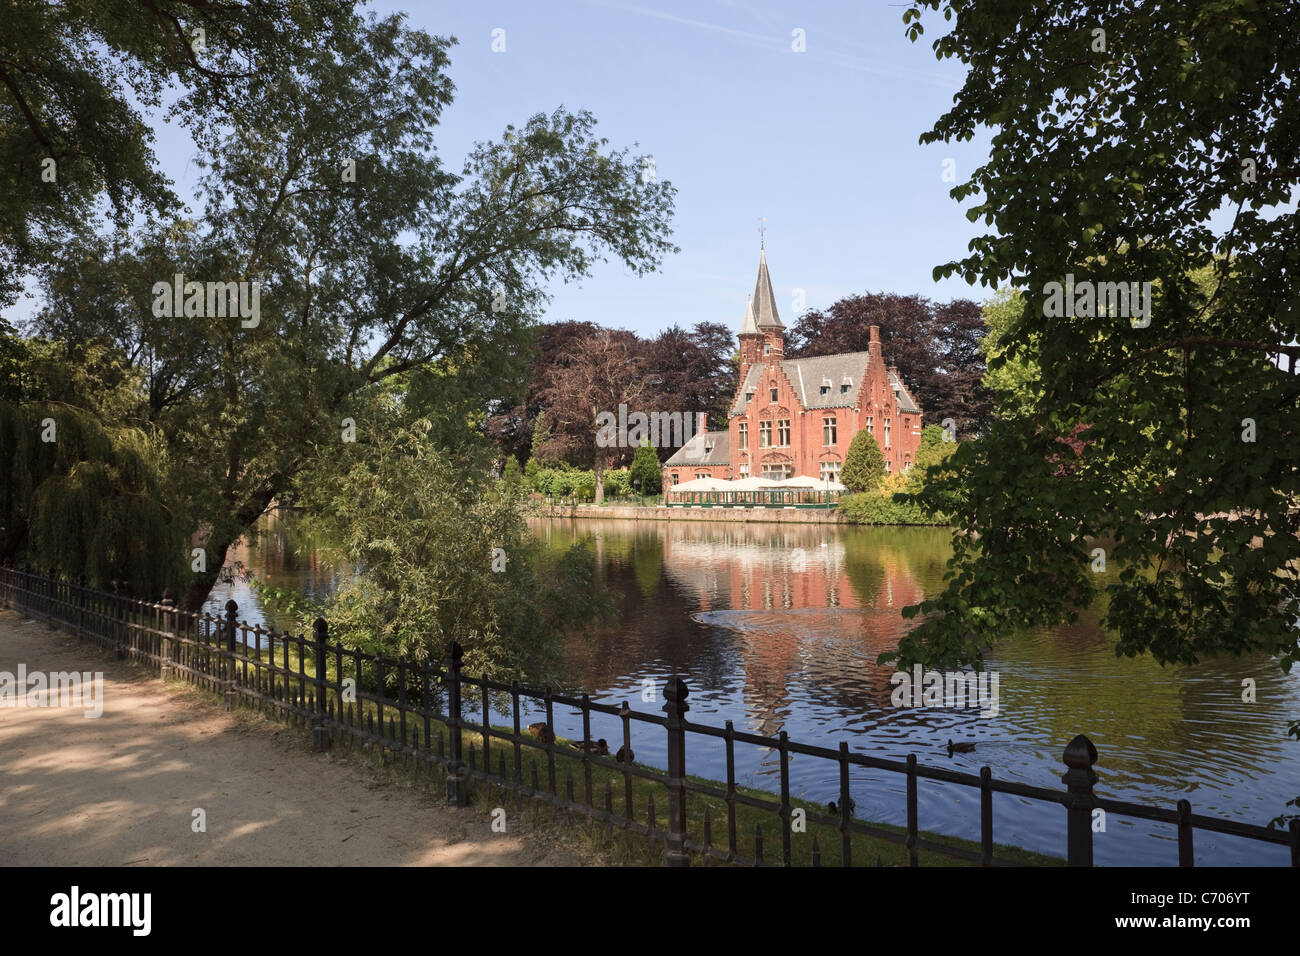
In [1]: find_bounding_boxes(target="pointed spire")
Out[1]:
[739,295,758,336]
[752,247,783,330]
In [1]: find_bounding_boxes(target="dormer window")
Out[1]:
[744,391,754,403]
[820,376,832,397]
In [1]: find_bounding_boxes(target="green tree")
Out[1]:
[32,13,677,610]
[0,0,355,307]
[629,441,662,496]
[840,430,887,493]
[296,419,608,684]
[0,399,187,593]
[978,287,1041,423]
[919,423,947,448]
[898,2,1300,754]
[501,456,522,487]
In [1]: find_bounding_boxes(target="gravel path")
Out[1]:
[0,610,582,866]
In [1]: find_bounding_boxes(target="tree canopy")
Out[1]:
[18,10,677,611]
[0,0,356,307]
[895,1,1300,706]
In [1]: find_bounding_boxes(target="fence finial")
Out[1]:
[1062,734,1099,867]
[662,677,690,867]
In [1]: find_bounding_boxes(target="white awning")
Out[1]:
[670,477,731,491]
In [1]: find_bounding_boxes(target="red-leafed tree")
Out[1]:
[786,293,992,437]
[536,329,647,503]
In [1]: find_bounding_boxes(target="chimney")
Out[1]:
[869,325,882,360]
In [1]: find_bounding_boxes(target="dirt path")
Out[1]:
[0,610,583,866]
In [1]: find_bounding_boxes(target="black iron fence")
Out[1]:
[3,564,1297,867]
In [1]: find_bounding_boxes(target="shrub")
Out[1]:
[501,456,522,486]
[840,430,886,492]
[602,468,630,498]
[838,490,943,525]
[629,442,662,495]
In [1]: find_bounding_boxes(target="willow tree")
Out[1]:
[0,399,187,595]
[896,3,1300,709]
[32,11,677,611]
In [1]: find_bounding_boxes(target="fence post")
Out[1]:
[76,575,87,639]
[1062,734,1098,867]
[46,567,57,629]
[223,599,239,710]
[662,676,690,867]
[159,590,175,678]
[312,617,330,752]
[444,641,466,807]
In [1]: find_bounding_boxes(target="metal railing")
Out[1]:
[3,563,1296,867]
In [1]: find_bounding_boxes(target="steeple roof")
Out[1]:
[751,248,783,330]
[739,296,758,336]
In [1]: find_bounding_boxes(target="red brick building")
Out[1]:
[664,248,923,487]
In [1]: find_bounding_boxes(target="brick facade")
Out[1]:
[664,249,923,487]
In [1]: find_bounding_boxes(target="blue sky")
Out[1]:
[25,0,994,339]
[379,0,991,338]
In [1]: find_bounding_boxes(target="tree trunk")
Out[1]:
[593,454,604,505]
[181,482,284,613]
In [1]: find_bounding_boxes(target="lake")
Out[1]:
[205,511,1300,865]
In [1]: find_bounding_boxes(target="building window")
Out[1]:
[763,341,771,356]
[884,417,891,449]
[777,419,790,446]
[671,473,679,485]
[739,463,749,477]
[770,386,778,403]
[744,391,754,403]
[885,459,891,473]
[738,421,747,450]
[820,384,830,396]
[696,471,710,480]
[759,421,771,448]
[820,460,841,482]
[840,383,850,394]
[762,463,792,480]
[823,416,837,446]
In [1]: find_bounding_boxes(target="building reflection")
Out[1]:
[547,519,931,739]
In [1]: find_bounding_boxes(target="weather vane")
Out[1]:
[758,216,766,249]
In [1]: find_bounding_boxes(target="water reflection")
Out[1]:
[201,510,348,641]
[215,513,1300,865]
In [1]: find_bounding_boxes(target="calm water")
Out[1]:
[208,512,1300,865]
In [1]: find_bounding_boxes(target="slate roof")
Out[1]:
[751,249,782,330]
[739,297,758,336]
[663,429,730,466]
[889,370,921,413]
[733,351,873,413]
